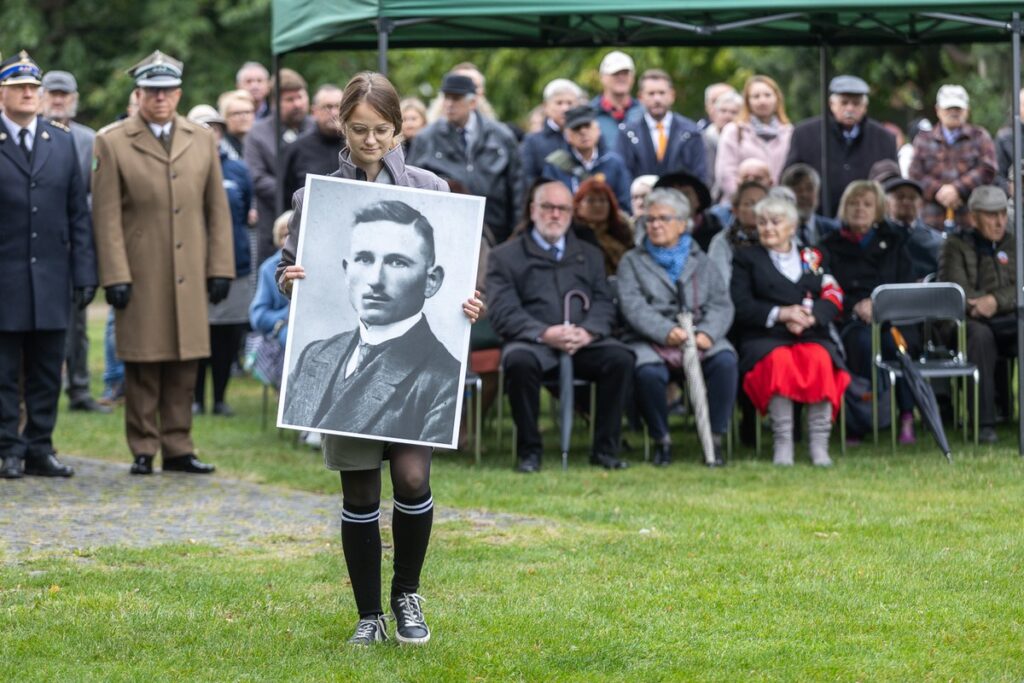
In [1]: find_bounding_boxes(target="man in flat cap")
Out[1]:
[41,69,110,415]
[938,186,1015,444]
[785,75,898,215]
[408,71,522,242]
[909,84,997,231]
[91,50,235,475]
[0,51,97,479]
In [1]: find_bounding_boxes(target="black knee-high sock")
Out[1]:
[341,500,382,618]
[390,489,433,598]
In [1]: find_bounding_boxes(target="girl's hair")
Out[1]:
[339,71,403,132]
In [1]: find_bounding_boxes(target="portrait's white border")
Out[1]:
[275,174,485,449]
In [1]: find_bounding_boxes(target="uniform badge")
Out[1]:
[997,250,1009,265]
[41,130,50,141]
[0,132,6,141]
[800,247,823,275]
[879,240,887,249]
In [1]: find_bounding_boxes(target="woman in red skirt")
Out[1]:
[730,195,850,466]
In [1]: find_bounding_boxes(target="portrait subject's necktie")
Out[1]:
[159,128,172,153]
[655,120,667,162]
[18,128,32,162]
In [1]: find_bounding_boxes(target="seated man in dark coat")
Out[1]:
[282,200,461,445]
[487,180,635,472]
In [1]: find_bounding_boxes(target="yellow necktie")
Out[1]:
[656,121,667,162]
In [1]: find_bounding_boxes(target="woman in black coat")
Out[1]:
[820,179,916,443]
[731,195,850,466]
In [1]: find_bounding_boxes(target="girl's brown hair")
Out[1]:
[339,71,404,133]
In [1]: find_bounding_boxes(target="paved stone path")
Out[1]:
[0,456,537,558]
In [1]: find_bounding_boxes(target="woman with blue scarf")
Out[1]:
[617,188,739,466]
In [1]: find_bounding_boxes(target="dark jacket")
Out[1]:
[220,147,253,277]
[938,229,1017,315]
[243,114,314,261]
[408,111,522,242]
[0,116,96,331]
[541,143,633,213]
[486,230,628,372]
[520,120,564,188]
[619,112,707,182]
[277,145,449,287]
[730,245,845,375]
[892,218,947,280]
[282,317,460,445]
[281,127,343,207]
[908,124,997,230]
[820,221,914,312]
[785,114,897,215]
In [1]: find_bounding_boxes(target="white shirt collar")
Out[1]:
[531,228,566,258]
[148,120,173,139]
[1,112,37,144]
[644,111,671,134]
[358,312,423,346]
[572,146,598,170]
[769,243,803,283]
[546,118,561,133]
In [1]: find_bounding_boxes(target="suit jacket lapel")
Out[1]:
[30,120,52,176]
[664,113,684,170]
[169,116,194,163]
[125,114,170,164]
[638,119,658,169]
[0,133,31,176]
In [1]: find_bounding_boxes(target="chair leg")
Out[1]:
[726,414,734,459]
[755,410,761,458]
[496,366,504,450]
[474,377,482,465]
[261,384,268,431]
[840,397,847,458]
[889,371,897,456]
[589,385,596,448]
[974,369,980,446]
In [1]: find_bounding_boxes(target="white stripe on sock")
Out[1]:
[342,508,381,524]
[393,496,433,515]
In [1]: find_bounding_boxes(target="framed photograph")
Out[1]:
[277,175,485,449]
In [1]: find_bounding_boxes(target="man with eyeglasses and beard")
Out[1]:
[486,180,635,473]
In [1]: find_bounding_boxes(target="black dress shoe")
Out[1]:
[706,434,726,468]
[212,402,235,417]
[24,453,74,477]
[516,452,541,473]
[163,454,215,474]
[652,443,672,467]
[130,454,154,475]
[0,455,24,479]
[69,397,113,414]
[590,452,628,469]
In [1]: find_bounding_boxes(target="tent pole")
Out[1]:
[1012,11,1023,456]
[819,42,830,216]
[273,53,284,217]
[377,19,394,75]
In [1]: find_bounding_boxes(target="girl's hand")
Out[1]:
[463,290,484,323]
[281,265,305,295]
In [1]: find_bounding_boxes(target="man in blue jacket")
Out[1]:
[0,52,97,479]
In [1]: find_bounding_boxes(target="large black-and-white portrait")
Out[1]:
[278,176,485,448]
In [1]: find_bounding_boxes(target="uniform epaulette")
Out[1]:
[97,119,126,136]
[47,119,70,133]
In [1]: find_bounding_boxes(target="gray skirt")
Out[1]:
[322,434,431,471]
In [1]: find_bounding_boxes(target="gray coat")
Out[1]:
[616,245,735,367]
[407,112,522,242]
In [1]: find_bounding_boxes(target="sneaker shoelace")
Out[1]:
[395,593,426,627]
[354,617,383,640]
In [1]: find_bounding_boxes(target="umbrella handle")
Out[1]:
[890,325,908,354]
[563,289,591,325]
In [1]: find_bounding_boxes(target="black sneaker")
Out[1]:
[347,615,388,646]
[391,593,430,645]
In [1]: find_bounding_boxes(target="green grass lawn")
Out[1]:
[2,313,1023,681]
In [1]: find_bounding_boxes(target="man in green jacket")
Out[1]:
[938,185,1015,443]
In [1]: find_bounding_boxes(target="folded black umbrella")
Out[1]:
[560,290,590,470]
[891,327,953,463]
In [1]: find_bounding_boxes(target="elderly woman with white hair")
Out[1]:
[730,195,851,466]
[617,188,738,466]
[520,77,586,186]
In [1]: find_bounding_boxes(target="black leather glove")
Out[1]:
[105,283,132,310]
[73,286,97,311]
[208,277,231,304]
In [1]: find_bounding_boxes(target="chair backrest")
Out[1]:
[870,283,966,326]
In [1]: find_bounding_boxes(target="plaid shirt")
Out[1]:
[908,123,996,229]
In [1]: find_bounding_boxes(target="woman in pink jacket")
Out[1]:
[714,75,793,202]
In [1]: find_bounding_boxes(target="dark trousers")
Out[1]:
[63,302,91,402]
[504,343,634,458]
[124,360,199,459]
[965,318,1017,427]
[0,330,65,459]
[635,350,739,443]
[842,320,918,413]
[195,323,247,407]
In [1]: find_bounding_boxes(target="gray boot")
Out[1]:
[768,396,794,466]
[807,401,833,467]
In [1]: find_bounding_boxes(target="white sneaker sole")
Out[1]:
[394,630,430,645]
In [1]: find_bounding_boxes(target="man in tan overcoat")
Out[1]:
[92,51,234,475]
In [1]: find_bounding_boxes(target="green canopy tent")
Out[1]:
[270,1,1024,454]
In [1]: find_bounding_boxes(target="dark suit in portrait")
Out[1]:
[283,317,460,444]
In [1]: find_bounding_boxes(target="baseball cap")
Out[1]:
[41,70,77,93]
[563,105,598,130]
[599,51,635,76]
[936,84,969,109]
[440,73,476,96]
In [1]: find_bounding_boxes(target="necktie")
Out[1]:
[549,244,560,261]
[655,121,667,162]
[159,128,172,153]
[458,128,468,155]
[18,128,31,161]
[355,342,371,371]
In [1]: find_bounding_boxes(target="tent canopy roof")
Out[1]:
[272,1,1022,55]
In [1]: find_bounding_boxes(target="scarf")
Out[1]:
[645,234,692,283]
[727,222,759,249]
[839,224,877,248]
[749,115,782,141]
